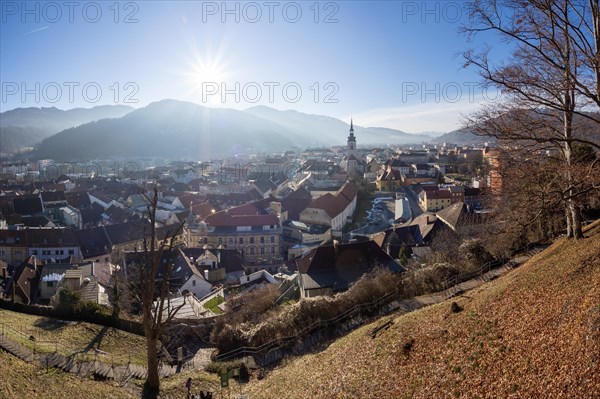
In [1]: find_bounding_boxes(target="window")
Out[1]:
[47,281,54,287]
[218,237,223,245]
[68,250,74,255]
[239,237,243,244]
[203,238,208,244]
[260,247,265,255]
[271,247,275,254]
[32,250,38,255]
[260,237,264,244]
[228,237,233,245]
[249,237,254,244]
[192,280,196,286]
[250,248,254,255]
[270,236,275,243]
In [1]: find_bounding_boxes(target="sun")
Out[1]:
[194,61,227,84]
[180,54,231,105]
[177,38,237,104]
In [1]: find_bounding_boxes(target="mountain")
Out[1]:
[245,220,600,398]
[432,110,600,146]
[431,128,494,145]
[417,130,447,138]
[35,101,430,160]
[246,105,429,145]
[36,100,307,160]
[0,105,134,154]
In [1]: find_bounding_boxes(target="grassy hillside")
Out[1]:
[0,349,220,399]
[0,350,136,399]
[0,309,221,398]
[0,309,148,365]
[246,221,600,398]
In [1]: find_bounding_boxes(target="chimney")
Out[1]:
[426,216,430,224]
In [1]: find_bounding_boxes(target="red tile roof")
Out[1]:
[338,181,358,202]
[306,193,348,218]
[426,189,452,200]
[305,181,357,218]
[282,187,312,220]
[204,203,278,227]
[191,202,215,220]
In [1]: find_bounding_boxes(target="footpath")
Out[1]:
[389,248,545,316]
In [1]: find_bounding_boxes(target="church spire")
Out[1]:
[347,118,356,156]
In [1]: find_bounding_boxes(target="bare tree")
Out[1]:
[481,147,567,255]
[461,0,600,239]
[127,187,186,398]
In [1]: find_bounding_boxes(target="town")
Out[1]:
[0,120,496,308]
[1,0,599,398]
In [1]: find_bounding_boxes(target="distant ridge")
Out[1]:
[0,105,134,154]
[33,100,431,160]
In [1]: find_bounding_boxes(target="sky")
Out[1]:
[0,1,512,133]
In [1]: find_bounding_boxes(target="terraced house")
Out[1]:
[0,228,81,266]
[187,201,283,270]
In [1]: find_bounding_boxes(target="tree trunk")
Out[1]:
[539,216,548,241]
[143,333,160,399]
[143,285,160,399]
[569,200,584,239]
[565,204,573,238]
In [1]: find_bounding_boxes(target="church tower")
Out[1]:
[347,118,356,156]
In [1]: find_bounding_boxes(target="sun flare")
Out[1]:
[194,62,227,85]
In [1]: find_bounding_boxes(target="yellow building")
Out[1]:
[376,169,402,191]
[421,189,452,212]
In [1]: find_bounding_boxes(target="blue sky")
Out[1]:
[0,1,511,132]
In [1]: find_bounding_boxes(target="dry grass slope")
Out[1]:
[0,350,136,399]
[0,349,220,399]
[246,221,600,399]
[0,309,148,365]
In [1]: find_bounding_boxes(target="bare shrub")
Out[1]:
[210,284,279,351]
[402,263,461,297]
[459,238,494,272]
[211,267,404,353]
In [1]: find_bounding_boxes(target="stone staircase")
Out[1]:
[0,333,178,381]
